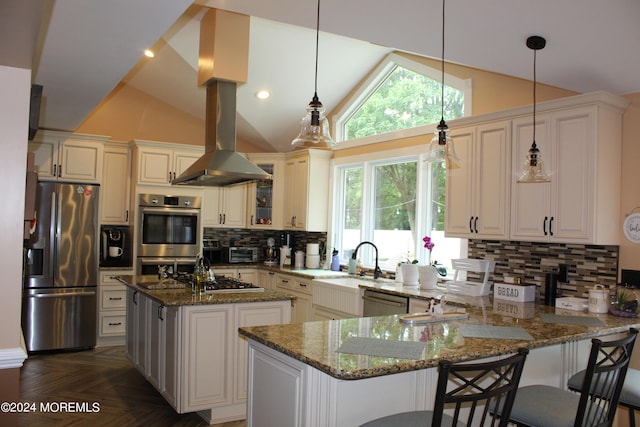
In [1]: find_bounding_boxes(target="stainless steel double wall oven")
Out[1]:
[137,194,201,275]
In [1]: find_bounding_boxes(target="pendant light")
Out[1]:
[427,0,460,169]
[291,0,336,147]
[517,35,551,183]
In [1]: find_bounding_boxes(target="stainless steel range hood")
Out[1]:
[173,9,270,187]
[173,80,271,186]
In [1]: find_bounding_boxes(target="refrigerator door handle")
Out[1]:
[31,291,96,298]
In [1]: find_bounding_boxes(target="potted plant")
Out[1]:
[419,236,447,290]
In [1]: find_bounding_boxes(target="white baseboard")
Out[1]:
[0,334,28,369]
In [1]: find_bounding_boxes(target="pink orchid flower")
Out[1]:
[422,236,435,251]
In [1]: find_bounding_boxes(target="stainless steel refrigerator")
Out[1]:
[23,182,99,352]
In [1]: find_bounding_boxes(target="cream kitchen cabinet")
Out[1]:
[98,271,131,346]
[125,287,147,372]
[132,140,203,186]
[445,120,511,239]
[213,268,257,285]
[28,130,105,183]
[100,143,131,224]
[283,149,332,232]
[246,153,285,229]
[257,269,278,290]
[202,185,247,228]
[510,99,624,244]
[276,273,312,323]
[237,268,257,285]
[125,298,290,421]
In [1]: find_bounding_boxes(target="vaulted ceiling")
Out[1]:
[3,0,639,152]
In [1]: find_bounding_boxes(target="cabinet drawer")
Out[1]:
[101,288,127,310]
[100,271,132,285]
[100,313,126,336]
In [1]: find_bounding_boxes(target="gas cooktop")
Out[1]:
[174,273,264,293]
[205,275,265,293]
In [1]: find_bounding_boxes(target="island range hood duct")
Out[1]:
[173,9,271,187]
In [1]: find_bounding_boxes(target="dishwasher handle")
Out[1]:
[362,294,407,308]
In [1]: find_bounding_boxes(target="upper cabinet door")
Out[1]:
[510,114,552,241]
[29,131,105,183]
[445,120,511,239]
[100,145,131,224]
[549,107,594,242]
[445,126,475,236]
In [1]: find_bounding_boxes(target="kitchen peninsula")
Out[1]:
[239,297,640,427]
[119,275,292,425]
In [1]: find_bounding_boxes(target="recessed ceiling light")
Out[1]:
[255,90,271,100]
[144,49,155,58]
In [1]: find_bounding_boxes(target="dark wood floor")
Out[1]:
[19,346,246,427]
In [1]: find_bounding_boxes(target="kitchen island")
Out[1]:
[239,298,640,426]
[119,275,292,425]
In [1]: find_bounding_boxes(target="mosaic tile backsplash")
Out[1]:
[203,229,620,302]
[203,228,328,260]
[469,240,619,302]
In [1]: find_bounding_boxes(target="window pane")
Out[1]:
[340,167,362,260]
[344,66,465,141]
[373,161,417,269]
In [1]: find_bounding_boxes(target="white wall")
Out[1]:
[0,65,30,364]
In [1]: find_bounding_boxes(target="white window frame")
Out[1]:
[330,145,450,270]
[332,52,472,146]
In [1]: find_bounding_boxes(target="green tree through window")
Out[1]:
[345,65,464,140]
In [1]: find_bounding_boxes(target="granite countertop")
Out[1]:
[118,275,294,307]
[239,301,640,381]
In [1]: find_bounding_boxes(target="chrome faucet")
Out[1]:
[352,241,383,279]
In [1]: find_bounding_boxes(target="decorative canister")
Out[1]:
[588,285,609,313]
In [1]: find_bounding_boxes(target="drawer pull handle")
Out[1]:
[108,322,122,326]
[109,297,122,301]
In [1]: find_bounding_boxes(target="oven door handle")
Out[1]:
[362,295,407,308]
[140,206,201,216]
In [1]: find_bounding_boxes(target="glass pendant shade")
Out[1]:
[428,119,460,169]
[518,35,550,183]
[517,141,550,182]
[291,94,336,147]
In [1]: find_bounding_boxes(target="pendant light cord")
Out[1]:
[440,0,445,121]
[532,46,537,147]
[314,0,320,98]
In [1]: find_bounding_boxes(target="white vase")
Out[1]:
[401,264,419,286]
[419,265,439,290]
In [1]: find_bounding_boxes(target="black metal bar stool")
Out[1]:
[496,328,638,427]
[359,348,529,427]
[568,366,640,427]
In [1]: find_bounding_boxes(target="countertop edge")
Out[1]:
[117,275,294,307]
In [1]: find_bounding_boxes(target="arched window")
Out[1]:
[334,52,471,143]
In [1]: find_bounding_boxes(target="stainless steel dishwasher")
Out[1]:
[362,289,409,316]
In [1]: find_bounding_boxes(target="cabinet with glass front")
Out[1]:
[247,153,285,229]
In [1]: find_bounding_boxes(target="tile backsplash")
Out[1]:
[202,228,327,261]
[469,240,619,301]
